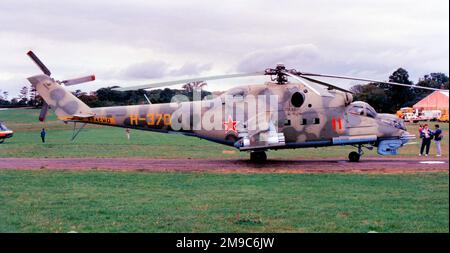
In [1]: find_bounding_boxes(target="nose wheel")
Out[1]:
[348,151,361,162]
[250,151,267,163]
[348,144,364,162]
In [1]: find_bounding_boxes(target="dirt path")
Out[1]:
[0,157,448,174]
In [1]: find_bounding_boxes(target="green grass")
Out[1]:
[1,108,448,158]
[0,170,447,233]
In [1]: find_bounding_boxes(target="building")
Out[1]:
[413,90,449,114]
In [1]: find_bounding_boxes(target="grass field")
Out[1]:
[0,170,448,232]
[0,108,448,158]
[0,108,448,233]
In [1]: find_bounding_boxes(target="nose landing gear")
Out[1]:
[348,144,367,162]
[348,151,361,162]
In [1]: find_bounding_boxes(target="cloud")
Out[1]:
[236,44,321,72]
[120,60,169,80]
[119,60,212,80]
[169,62,212,76]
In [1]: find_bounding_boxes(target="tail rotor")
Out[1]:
[26,51,95,121]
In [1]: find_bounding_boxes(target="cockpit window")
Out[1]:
[348,104,365,116]
[347,102,377,118]
[0,123,8,131]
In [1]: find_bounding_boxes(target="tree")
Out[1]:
[410,72,450,105]
[352,84,389,112]
[28,84,38,107]
[0,90,10,106]
[182,81,207,92]
[383,68,415,111]
[18,86,29,104]
[352,68,414,113]
[423,73,449,89]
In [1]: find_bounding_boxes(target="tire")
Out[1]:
[348,151,360,162]
[250,151,267,163]
[0,139,4,144]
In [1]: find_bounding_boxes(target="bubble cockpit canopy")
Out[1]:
[347,101,378,118]
[0,122,10,131]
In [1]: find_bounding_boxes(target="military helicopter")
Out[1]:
[26,51,443,162]
[0,121,13,144]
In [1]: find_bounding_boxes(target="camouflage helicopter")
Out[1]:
[26,51,443,162]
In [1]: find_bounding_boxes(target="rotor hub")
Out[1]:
[264,64,300,85]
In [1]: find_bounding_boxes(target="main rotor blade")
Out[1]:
[39,102,49,122]
[61,75,96,86]
[281,71,322,96]
[299,72,444,91]
[113,72,265,91]
[27,51,51,76]
[297,75,354,94]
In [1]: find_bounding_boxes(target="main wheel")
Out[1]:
[250,151,267,163]
[348,151,360,162]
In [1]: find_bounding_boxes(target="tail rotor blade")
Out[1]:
[61,75,96,86]
[39,102,49,122]
[27,51,52,76]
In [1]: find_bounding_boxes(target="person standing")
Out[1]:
[419,124,433,157]
[125,128,131,140]
[434,124,443,157]
[40,128,46,143]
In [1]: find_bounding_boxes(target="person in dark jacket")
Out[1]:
[40,128,46,143]
[434,124,443,157]
[419,124,433,156]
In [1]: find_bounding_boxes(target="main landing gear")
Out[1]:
[348,144,364,162]
[250,151,267,163]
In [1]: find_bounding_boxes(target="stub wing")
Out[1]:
[236,112,286,150]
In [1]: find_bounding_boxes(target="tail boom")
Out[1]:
[27,74,93,120]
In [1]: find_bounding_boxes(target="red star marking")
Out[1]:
[223,116,239,133]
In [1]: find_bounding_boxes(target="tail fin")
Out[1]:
[27,74,93,120]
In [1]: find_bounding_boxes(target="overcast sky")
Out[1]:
[0,0,448,98]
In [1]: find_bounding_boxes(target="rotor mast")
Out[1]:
[265,64,290,85]
[264,64,302,85]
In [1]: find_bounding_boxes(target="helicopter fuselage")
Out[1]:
[61,82,412,156]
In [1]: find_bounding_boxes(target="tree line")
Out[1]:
[0,81,212,108]
[352,68,449,113]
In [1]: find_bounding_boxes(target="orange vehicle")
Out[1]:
[0,121,13,143]
[396,107,414,119]
[438,113,449,123]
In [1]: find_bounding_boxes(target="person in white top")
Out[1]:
[419,124,433,157]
